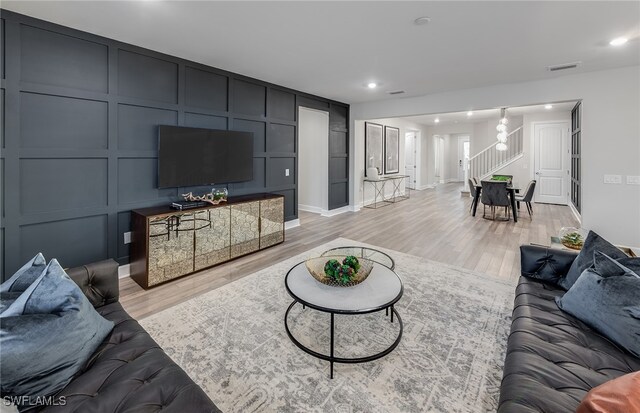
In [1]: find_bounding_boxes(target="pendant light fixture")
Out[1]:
[496,108,508,151]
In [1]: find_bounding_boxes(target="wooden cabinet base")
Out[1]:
[130,193,285,289]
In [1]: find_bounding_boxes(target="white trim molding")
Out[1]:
[568,202,582,225]
[118,264,131,279]
[321,205,352,217]
[285,219,300,230]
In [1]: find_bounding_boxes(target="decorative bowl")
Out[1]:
[559,227,587,250]
[305,256,374,287]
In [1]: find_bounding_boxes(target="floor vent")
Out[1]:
[388,90,405,95]
[547,61,581,72]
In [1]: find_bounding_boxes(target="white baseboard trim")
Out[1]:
[321,205,352,217]
[417,184,435,190]
[118,264,130,279]
[299,204,355,217]
[568,202,582,224]
[285,219,300,230]
[298,204,323,214]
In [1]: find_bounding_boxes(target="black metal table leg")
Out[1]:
[330,313,334,379]
[509,188,518,222]
[391,305,394,323]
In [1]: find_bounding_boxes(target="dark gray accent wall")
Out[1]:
[0,10,349,278]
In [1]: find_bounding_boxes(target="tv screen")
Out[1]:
[158,126,253,188]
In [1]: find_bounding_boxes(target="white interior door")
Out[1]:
[534,122,569,204]
[457,136,470,183]
[404,132,416,189]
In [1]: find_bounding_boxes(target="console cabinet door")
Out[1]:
[230,201,260,258]
[260,197,284,248]
[147,213,195,286]
[194,207,231,271]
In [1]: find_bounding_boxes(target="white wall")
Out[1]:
[350,66,640,246]
[298,107,329,213]
[354,117,429,207]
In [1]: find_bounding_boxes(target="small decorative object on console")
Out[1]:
[559,227,587,250]
[305,255,373,287]
[182,188,228,205]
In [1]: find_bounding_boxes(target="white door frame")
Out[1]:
[530,120,570,205]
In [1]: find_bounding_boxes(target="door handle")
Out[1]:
[535,172,541,175]
[459,160,462,166]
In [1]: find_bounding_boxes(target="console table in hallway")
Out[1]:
[363,175,411,209]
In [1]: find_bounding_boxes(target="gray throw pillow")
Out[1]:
[0,259,114,407]
[556,252,640,358]
[0,253,46,293]
[559,231,627,290]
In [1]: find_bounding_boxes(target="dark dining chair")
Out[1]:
[515,180,536,217]
[480,180,511,221]
[468,178,477,212]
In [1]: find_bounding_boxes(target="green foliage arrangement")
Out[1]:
[324,256,361,285]
[561,232,584,249]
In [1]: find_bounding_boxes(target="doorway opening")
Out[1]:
[405,131,418,190]
[457,135,470,187]
[434,135,444,184]
[298,107,329,215]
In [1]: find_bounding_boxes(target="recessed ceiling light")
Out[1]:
[545,104,553,109]
[434,118,440,123]
[367,82,377,89]
[414,16,431,25]
[467,111,473,116]
[610,37,628,46]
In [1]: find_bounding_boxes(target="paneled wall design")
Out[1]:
[0,10,349,278]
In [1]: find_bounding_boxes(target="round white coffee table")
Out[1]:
[284,260,403,378]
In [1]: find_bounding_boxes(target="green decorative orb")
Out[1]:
[342,256,360,272]
[324,259,341,279]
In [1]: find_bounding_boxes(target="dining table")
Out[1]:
[471,183,519,222]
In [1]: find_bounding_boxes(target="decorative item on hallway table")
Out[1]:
[305,255,373,286]
[558,226,587,250]
[182,188,228,205]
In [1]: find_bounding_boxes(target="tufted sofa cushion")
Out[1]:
[498,276,640,413]
[66,260,120,308]
[37,301,219,412]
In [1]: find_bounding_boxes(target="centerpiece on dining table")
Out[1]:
[305,255,374,287]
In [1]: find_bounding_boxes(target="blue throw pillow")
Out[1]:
[0,259,114,407]
[0,253,46,293]
[556,252,640,358]
[559,231,627,290]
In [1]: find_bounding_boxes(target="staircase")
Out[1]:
[469,126,524,180]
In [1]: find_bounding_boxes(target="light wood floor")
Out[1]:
[120,183,579,319]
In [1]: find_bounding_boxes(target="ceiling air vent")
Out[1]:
[547,61,582,72]
[388,90,405,95]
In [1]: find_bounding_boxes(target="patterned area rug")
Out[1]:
[140,239,516,413]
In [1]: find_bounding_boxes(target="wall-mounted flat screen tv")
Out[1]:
[158,125,253,188]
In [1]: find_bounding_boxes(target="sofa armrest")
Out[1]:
[520,245,578,287]
[66,259,119,308]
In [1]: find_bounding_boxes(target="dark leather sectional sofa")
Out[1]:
[37,259,219,412]
[498,245,640,412]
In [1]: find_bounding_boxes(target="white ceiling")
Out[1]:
[402,101,577,126]
[3,1,639,104]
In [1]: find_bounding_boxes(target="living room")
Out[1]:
[1,2,639,413]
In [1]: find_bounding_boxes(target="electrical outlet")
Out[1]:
[627,175,640,185]
[285,169,290,177]
[603,174,622,184]
[123,232,132,244]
